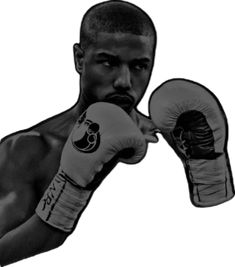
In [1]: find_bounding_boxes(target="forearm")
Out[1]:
[0,214,68,266]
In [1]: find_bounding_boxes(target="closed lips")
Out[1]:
[106,95,134,105]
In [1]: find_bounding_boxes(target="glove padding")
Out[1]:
[36,102,147,231]
[149,78,234,207]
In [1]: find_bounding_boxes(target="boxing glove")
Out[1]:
[36,102,147,231]
[149,78,234,207]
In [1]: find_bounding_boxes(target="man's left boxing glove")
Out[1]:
[36,102,147,232]
[149,79,234,207]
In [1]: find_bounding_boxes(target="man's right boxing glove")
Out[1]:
[36,102,147,232]
[149,78,234,207]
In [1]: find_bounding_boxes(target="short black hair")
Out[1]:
[80,0,157,50]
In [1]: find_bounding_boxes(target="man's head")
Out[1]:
[74,0,157,113]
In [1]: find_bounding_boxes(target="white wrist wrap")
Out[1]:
[36,169,92,232]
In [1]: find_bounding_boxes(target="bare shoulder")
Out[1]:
[0,130,51,187]
[0,109,75,190]
[0,107,73,160]
[0,130,49,166]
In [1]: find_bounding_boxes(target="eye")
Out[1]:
[98,59,118,68]
[102,60,112,67]
[131,63,148,71]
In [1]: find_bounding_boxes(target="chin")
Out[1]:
[103,100,130,112]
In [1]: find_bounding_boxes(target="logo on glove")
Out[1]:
[72,111,100,153]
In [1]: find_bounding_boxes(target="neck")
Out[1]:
[74,92,98,117]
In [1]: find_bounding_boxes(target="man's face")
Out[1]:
[77,32,155,113]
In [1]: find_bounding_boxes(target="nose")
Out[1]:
[113,65,132,91]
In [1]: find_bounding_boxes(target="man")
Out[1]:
[0,1,157,265]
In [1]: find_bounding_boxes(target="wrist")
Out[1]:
[187,153,234,206]
[36,168,92,232]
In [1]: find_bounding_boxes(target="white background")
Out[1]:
[1,0,235,266]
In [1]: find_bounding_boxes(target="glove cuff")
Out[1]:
[186,153,234,207]
[36,169,92,232]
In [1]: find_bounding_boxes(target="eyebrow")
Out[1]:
[95,52,151,62]
[95,52,119,59]
[131,58,151,63]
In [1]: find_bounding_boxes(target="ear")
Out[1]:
[73,43,84,74]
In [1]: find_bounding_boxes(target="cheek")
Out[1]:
[83,64,113,89]
[81,65,114,101]
[132,73,150,94]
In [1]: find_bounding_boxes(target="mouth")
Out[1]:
[105,94,134,111]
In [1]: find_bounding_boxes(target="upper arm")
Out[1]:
[0,131,48,237]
